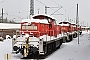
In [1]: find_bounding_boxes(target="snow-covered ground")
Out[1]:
[45,30,90,60]
[0,30,90,60]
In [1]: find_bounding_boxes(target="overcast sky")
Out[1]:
[0,0,90,26]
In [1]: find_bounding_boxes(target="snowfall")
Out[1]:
[0,30,90,60]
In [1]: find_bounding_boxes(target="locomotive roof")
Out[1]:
[58,21,70,26]
[59,21,70,24]
[82,26,89,28]
[32,14,56,20]
[21,19,49,24]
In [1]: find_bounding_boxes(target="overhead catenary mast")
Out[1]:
[2,8,3,23]
[76,3,79,44]
[30,0,34,19]
[76,4,79,25]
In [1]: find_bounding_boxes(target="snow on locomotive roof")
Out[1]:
[21,19,49,24]
[0,23,20,29]
[32,14,56,20]
[59,24,70,26]
[59,21,71,24]
[73,26,76,27]
[58,21,70,26]
[71,22,76,24]
[59,20,70,22]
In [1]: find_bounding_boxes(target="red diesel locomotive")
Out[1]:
[13,14,81,58]
[13,14,63,58]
